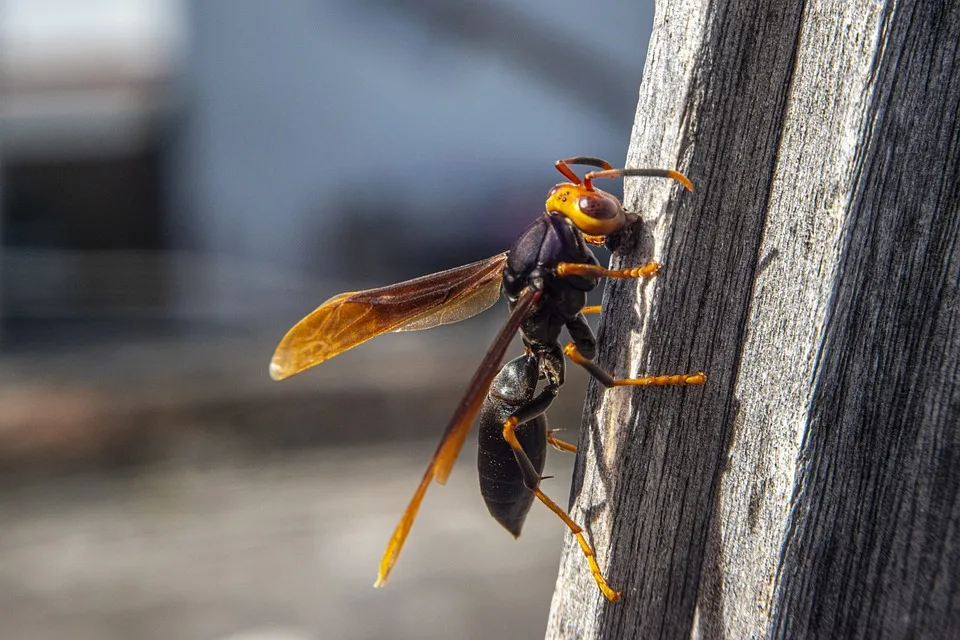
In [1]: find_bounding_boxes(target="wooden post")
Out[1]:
[0,97,4,343]
[546,1,960,638]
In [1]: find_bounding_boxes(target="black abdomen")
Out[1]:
[477,355,547,537]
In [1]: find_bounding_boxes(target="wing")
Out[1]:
[375,286,541,588]
[269,253,508,380]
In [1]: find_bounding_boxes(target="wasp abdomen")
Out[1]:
[477,355,548,537]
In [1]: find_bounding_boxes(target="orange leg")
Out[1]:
[502,416,620,601]
[581,305,602,315]
[584,234,606,246]
[547,429,577,453]
[557,261,662,280]
[532,487,620,601]
[564,342,706,388]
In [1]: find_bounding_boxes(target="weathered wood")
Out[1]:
[546,1,960,638]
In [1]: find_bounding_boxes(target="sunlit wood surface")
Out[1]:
[546,1,960,639]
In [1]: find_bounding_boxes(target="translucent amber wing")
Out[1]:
[269,253,507,380]
[392,269,504,332]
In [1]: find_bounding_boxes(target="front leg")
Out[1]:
[556,261,661,280]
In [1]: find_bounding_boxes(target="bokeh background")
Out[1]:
[0,2,654,638]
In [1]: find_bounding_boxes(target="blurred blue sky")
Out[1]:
[173,1,654,270]
[2,0,655,335]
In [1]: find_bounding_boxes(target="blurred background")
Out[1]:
[0,1,654,638]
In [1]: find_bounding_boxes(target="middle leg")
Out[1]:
[546,430,577,453]
[564,342,706,388]
[563,311,705,388]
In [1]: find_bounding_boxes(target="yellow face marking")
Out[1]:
[545,183,625,235]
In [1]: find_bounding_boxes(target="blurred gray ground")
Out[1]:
[0,444,574,640]
[0,326,596,639]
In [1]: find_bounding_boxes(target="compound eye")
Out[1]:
[547,185,560,198]
[578,194,618,221]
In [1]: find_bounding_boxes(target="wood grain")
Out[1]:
[546,1,960,638]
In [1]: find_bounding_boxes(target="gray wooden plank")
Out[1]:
[545,1,960,638]
[772,2,960,637]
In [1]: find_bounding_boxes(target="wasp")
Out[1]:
[269,157,705,601]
